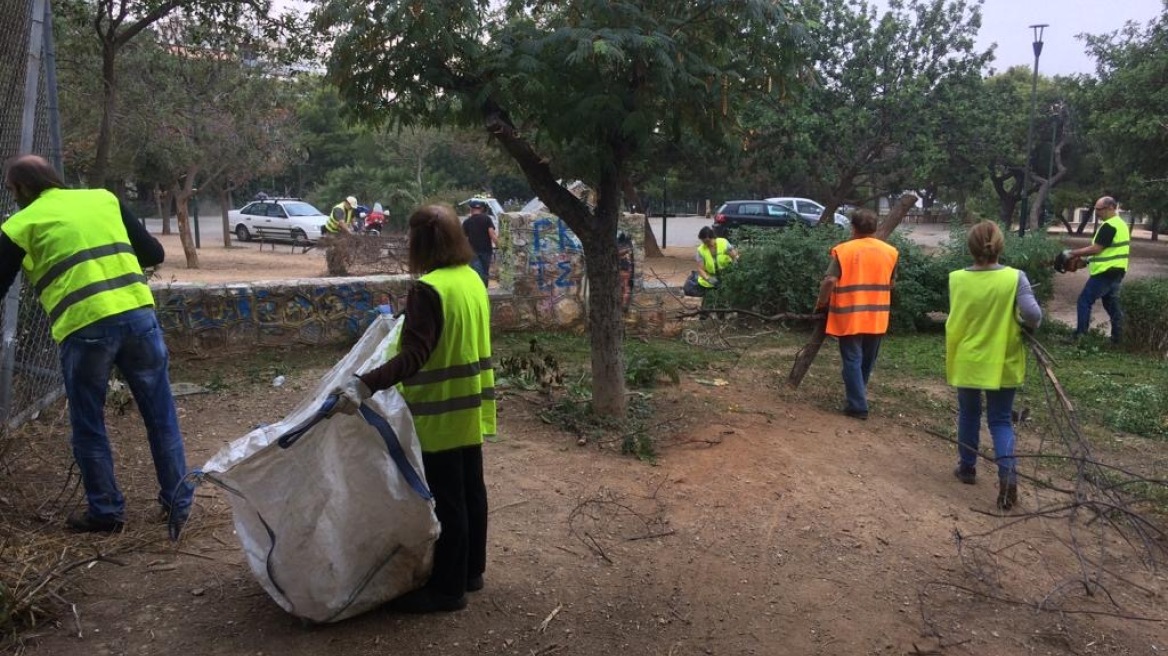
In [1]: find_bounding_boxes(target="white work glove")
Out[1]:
[707,275,720,288]
[330,375,372,415]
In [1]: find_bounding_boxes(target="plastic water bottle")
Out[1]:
[273,375,286,387]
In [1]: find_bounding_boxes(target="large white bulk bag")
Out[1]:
[201,315,438,623]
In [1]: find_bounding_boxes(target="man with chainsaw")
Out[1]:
[1059,196,1129,344]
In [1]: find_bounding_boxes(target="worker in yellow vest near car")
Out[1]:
[333,204,494,614]
[326,196,357,235]
[814,209,898,420]
[0,154,194,539]
[1064,196,1129,344]
[947,221,1043,510]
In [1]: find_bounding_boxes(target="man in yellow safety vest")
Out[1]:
[1,154,194,538]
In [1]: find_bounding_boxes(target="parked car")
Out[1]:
[765,197,851,227]
[712,200,808,237]
[230,198,329,243]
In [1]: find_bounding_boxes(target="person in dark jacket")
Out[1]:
[1,154,194,538]
[461,200,497,286]
[334,204,495,613]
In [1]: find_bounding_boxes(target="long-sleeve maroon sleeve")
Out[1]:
[357,281,443,391]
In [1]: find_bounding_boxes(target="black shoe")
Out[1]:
[843,407,869,421]
[65,511,124,534]
[953,465,977,485]
[466,575,484,593]
[997,481,1018,510]
[387,588,468,614]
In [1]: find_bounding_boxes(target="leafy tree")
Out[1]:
[107,18,299,265]
[753,0,990,222]
[316,0,808,415]
[1081,6,1168,239]
[53,0,296,188]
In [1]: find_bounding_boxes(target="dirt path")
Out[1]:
[9,225,1164,655]
[12,348,1166,655]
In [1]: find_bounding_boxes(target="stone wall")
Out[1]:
[153,213,689,354]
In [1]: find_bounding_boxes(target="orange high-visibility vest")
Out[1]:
[825,237,899,337]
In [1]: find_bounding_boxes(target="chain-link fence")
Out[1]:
[0,0,65,438]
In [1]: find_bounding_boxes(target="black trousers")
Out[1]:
[421,445,488,596]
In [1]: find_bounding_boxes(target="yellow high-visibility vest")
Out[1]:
[395,265,495,452]
[1,188,154,342]
[1088,216,1130,276]
[946,267,1026,389]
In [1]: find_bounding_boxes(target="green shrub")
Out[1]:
[624,341,705,388]
[719,226,948,332]
[719,223,1065,333]
[933,226,1064,303]
[717,225,843,316]
[1120,277,1168,357]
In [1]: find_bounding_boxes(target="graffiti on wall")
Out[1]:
[529,216,585,292]
[153,279,410,353]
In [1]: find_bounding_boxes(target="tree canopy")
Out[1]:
[316,0,811,414]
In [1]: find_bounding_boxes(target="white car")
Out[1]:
[765,197,851,227]
[230,198,330,243]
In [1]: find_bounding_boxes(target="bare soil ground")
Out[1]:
[4,225,1167,656]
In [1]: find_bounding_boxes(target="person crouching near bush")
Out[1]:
[696,226,738,309]
[333,204,495,613]
[946,221,1042,510]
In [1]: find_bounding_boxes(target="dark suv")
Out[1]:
[712,200,808,237]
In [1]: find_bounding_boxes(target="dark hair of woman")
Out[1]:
[698,226,715,240]
[407,204,475,275]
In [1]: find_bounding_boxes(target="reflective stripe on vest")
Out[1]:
[0,188,154,342]
[945,267,1026,389]
[825,237,899,337]
[697,238,733,288]
[1088,216,1130,276]
[396,265,496,452]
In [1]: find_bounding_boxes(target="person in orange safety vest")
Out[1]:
[813,209,899,420]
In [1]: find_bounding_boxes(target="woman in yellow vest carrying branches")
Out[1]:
[946,221,1043,511]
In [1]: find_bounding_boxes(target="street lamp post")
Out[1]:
[1018,23,1047,238]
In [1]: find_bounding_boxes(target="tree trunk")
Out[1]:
[220,189,233,247]
[154,186,165,230]
[483,107,628,417]
[581,175,627,417]
[1150,211,1162,242]
[873,194,919,241]
[89,43,117,188]
[172,172,200,269]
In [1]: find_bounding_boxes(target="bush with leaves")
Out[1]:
[717,226,947,332]
[933,225,1065,304]
[1119,277,1168,357]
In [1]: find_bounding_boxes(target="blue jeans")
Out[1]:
[59,308,193,521]
[470,251,492,286]
[1075,274,1123,341]
[838,334,883,413]
[956,387,1017,483]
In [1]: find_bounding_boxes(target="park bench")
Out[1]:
[254,226,315,254]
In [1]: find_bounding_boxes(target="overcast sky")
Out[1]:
[280,0,1164,77]
[965,0,1163,76]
